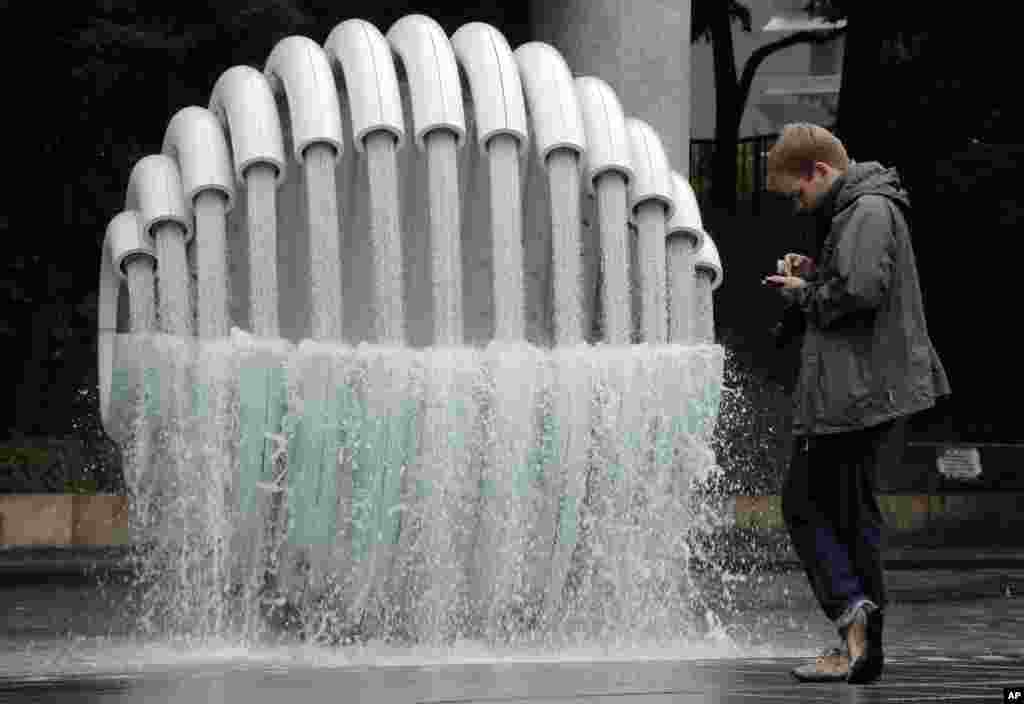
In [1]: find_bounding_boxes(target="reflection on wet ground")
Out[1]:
[2,570,1023,703]
[2,649,1023,703]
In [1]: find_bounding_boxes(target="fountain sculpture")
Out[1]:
[96,14,726,647]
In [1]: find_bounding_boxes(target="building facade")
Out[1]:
[690,0,845,140]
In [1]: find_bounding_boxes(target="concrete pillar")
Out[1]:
[529,0,692,176]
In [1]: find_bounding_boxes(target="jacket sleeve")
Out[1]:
[794,195,895,329]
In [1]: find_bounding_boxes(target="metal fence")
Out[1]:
[689,134,778,214]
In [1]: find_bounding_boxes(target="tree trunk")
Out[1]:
[710,2,740,214]
[712,113,742,215]
[835,6,885,161]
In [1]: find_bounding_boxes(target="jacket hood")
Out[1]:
[809,161,910,253]
[834,161,911,214]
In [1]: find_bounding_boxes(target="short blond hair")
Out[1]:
[767,123,850,190]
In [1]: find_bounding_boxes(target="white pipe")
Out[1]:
[513,43,587,162]
[452,22,530,343]
[323,19,406,152]
[451,22,529,157]
[514,43,588,347]
[385,15,468,345]
[98,211,156,437]
[209,66,285,339]
[574,78,634,195]
[625,119,674,345]
[387,15,467,346]
[575,77,634,345]
[265,36,346,343]
[209,66,286,186]
[163,107,235,340]
[693,231,723,344]
[162,107,236,212]
[264,36,345,164]
[124,154,192,338]
[666,172,705,345]
[667,171,706,255]
[385,15,467,151]
[325,20,408,345]
[125,155,193,247]
[693,230,724,291]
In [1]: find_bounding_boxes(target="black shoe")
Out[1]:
[845,603,884,684]
[791,647,849,683]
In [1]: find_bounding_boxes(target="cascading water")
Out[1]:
[364,132,405,345]
[109,334,722,645]
[97,14,730,652]
[193,191,231,339]
[243,164,281,339]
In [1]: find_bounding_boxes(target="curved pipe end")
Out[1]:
[107,210,156,280]
[514,42,586,163]
[265,35,345,165]
[451,21,529,157]
[668,171,706,253]
[162,106,237,213]
[695,231,724,291]
[626,118,675,223]
[413,123,468,152]
[324,18,407,153]
[386,13,467,152]
[668,227,705,255]
[574,76,632,194]
[209,65,288,185]
[589,164,635,192]
[125,154,193,245]
[98,210,153,439]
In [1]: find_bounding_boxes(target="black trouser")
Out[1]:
[782,417,907,623]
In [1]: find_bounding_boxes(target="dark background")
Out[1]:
[2,2,1019,492]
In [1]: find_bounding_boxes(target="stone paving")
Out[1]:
[1,569,1022,702]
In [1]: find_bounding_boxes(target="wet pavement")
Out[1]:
[2,568,1023,702]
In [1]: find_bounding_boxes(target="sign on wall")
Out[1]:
[936,446,983,481]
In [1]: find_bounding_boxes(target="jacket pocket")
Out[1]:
[908,344,934,399]
[795,352,821,428]
[820,342,873,424]
[845,348,873,402]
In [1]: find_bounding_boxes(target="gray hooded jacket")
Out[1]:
[788,161,951,435]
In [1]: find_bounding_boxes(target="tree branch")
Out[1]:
[738,27,847,111]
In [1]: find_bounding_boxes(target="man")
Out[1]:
[762,123,951,684]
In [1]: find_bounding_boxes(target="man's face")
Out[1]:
[779,163,831,214]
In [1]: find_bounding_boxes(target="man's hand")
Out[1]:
[763,274,808,290]
[782,253,816,278]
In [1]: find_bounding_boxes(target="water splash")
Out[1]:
[112,333,728,648]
